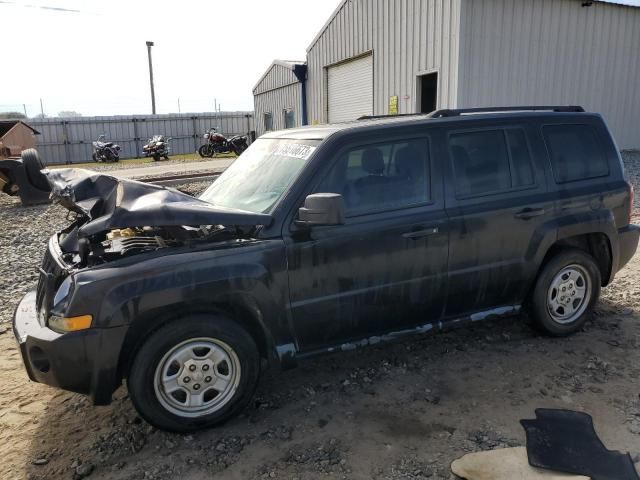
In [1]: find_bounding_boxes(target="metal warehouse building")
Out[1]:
[253,0,640,149]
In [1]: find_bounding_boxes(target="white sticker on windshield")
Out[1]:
[270,143,317,160]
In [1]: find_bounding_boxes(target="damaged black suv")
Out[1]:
[13,106,639,432]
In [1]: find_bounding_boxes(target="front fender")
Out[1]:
[67,241,295,358]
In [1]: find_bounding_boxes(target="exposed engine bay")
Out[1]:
[57,221,251,268]
[45,168,274,269]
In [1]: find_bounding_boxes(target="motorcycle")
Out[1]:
[198,127,248,158]
[92,135,120,163]
[142,135,171,161]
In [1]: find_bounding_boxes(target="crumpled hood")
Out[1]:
[45,168,273,236]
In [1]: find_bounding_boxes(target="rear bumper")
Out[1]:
[617,224,640,272]
[12,290,128,405]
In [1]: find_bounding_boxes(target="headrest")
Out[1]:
[361,148,385,174]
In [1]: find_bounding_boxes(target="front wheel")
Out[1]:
[127,314,260,432]
[530,249,601,336]
[198,145,213,158]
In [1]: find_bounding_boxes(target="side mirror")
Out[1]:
[297,193,345,226]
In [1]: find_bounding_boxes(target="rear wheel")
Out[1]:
[530,249,601,336]
[232,144,247,156]
[127,314,260,432]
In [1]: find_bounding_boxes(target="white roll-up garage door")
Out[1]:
[327,55,373,123]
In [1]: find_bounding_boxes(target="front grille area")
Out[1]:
[35,237,68,322]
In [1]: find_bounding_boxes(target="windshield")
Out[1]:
[199,138,319,213]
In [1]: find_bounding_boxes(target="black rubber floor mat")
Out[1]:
[521,409,639,480]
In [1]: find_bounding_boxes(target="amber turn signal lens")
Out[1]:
[48,314,93,333]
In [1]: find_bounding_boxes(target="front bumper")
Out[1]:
[617,224,640,272]
[12,290,128,405]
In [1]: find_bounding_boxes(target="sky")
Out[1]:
[2,0,640,118]
[0,0,338,117]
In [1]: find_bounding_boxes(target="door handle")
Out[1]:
[514,208,545,220]
[402,227,439,239]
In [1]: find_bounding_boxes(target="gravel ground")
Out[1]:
[0,154,639,479]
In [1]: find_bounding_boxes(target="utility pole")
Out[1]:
[177,98,181,114]
[39,98,44,117]
[23,104,27,117]
[214,98,217,113]
[146,41,156,115]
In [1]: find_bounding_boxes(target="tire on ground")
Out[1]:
[21,148,50,191]
[127,314,260,433]
[530,248,601,336]
[198,145,213,158]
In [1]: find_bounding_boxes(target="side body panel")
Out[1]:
[283,127,449,352]
[442,120,556,316]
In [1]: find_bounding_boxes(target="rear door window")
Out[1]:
[543,124,609,183]
[448,128,534,197]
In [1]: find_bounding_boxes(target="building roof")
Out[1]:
[0,120,40,138]
[306,0,640,52]
[252,60,306,93]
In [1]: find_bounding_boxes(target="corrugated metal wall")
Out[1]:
[30,112,255,164]
[254,84,302,137]
[253,63,303,137]
[253,63,300,95]
[306,0,462,124]
[458,0,640,149]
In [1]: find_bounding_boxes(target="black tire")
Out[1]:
[232,144,246,156]
[153,154,161,162]
[21,148,50,191]
[198,144,213,158]
[530,248,601,336]
[127,314,260,433]
[92,152,98,162]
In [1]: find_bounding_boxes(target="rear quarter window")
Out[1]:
[543,124,609,183]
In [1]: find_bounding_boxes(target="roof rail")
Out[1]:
[428,106,585,118]
[357,113,429,121]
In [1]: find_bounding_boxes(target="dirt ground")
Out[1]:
[1,181,640,479]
